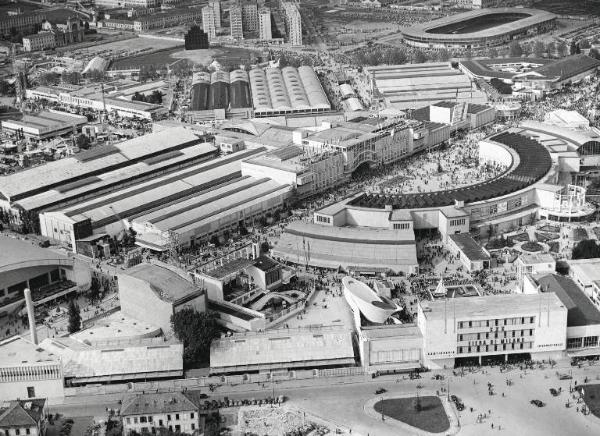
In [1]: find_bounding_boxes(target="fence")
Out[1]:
[65,364,365,398]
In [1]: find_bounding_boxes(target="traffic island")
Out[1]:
[364,394,459,435]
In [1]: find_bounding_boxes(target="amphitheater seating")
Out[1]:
[350,132,552,209]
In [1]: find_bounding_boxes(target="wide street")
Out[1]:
[51,360,600,436]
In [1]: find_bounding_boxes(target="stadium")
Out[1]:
[402,8,557,49]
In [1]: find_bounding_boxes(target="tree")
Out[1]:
[38,72,60,86]
[88,276,101,302]
[437,49,450,62]
[572,240,600,260]
[76,134,91,150]
[486,47,498,58]
[580,39,591,49]
[509,41,523,57]
[570,41,578,55]
[557,41,568,57]
[67,299,82,333]
[413,50,427,64]
[533,40,545,58]
[171,309,220,366]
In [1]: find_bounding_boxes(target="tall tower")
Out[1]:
[24,288,38,345]
[259,7,272,40]
[202,5,217,40]
[209,0,221,28]
[282,2,302,46]
[241,0,258,32]
[230,3,244,40]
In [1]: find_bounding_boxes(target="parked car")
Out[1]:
[375,388,387,395]
[558,374,573,380]
[530,400,545,407]
[549,388,559,397]
[451,395,465,411]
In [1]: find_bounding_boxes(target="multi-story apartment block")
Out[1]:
[230,3,243,40]
[201,5,217,40]
[133,8,202,32]
[95,0,159,8]
[209,0,221,28]
[281,2,301,45]
[22,31,56,52]
[259,7,272,40]
[0,12,45,36]
[241,0,258,31]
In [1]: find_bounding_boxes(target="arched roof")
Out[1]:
[281,66,310,110]
[298,66,331,110]
[265,67,292,111]
[248,68,272,111]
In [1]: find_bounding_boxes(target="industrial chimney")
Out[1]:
[24,288,37,345]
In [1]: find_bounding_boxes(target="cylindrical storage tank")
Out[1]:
[209,70,230,110]
[190,72,211,111]
[229,69,251,109]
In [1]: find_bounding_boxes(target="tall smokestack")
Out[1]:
[24,288,37,345]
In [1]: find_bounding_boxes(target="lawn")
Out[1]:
[373,396,450,433]
[521,241,543,252]
[579,384,600,418]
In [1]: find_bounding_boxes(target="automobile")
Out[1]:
[530,400,546,407]
[549,388,559,397]
[375,388,387,395]
[450,395,465,411]
[558,374,573,380]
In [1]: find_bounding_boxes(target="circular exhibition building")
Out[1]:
[402,8,557,50]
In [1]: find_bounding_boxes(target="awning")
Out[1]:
[76,233,108,243]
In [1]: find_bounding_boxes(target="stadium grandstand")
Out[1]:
[402,8,556,49]
[248,66,331,116]
[349,131,552,209]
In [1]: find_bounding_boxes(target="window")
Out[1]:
[26,430,31,436]
[140,417,147,423]
[584,336,598,348]
[27,386,35,398]
[393,223,410,230]
[450,218,466,226]
[190,413,194,419]
[134,417,138,424]
[167,415,171,421]
[158,420,163,427]
[175,425,181,432]
[148,416,153,422]
[191,424,196,430]
[127,418,131,424]
[175,414,180,421]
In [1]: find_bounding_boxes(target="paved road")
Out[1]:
[49,361,600,435]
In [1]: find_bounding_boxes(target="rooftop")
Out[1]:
[0,336,58,367]
[253,256,280,272]
[210,326,355,372]
[121,263,203,304]
[449,233,490,262]
[0,127,206,202]
[121,392,197,416]
[204,258,254,279]
[568,258,600,283]
[0,235,71,274]
[0,399,46,428]
[420,292,566,321]
[518,252,555,265]
[538,274,600,327]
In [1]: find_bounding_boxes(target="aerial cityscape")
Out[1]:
[1,0,600,434]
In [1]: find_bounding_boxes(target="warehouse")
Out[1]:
[38,148,264,249]
[367,63,488,110]
[132,176,291,250]
[0,127,217,230]
[1,110,88,140]
[248,66,331,116]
